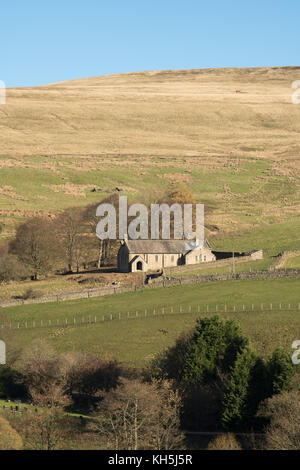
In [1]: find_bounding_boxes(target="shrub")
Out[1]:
[207,433,241,450]
[20,288,43,300]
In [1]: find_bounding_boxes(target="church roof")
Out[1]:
[124,239,210,254]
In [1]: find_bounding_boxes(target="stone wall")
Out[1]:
[164,254,256,275]
[2,267,300,309]
[274,250,300,270]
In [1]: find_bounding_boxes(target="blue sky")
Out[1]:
[1,0,299,87]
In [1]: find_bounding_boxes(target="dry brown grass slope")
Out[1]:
[1,66,300,158]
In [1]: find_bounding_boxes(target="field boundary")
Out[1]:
[1,268,300,309]
[2,302,300,331]
[164,253,261,274]
[274,250,300,269]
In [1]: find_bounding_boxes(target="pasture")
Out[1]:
[2,278,299,369]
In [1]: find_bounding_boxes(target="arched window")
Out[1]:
[137,261,143,271]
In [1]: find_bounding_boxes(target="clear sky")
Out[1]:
[1,0,299,87]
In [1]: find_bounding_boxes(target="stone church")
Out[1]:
[118,239,216,273]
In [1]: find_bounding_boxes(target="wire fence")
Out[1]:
[2,301,299,331]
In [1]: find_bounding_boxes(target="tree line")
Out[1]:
[0,196,120,282]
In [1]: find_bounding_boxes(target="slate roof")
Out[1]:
[125,239,210,254]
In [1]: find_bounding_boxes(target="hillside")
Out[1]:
[2,66,300,158]
[0,67,300,247]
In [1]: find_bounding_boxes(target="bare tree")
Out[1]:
[7,408,71,450]
[55,208,86,272]
[82,195,119,269]
[20,340,72,408]
[257,391,300,450]
[92,378,184,450]
[9,217,56,279]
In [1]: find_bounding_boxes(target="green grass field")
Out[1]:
[2,278,299,369]
[283,255,300,269]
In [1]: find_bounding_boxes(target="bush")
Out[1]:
[0,417,23,450]
[207,433,241,450]
[65,353,121,396]
[20,288,43,300]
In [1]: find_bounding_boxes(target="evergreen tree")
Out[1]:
[221,348,258,429]
[183,316,248,386]
[267,347,295,395]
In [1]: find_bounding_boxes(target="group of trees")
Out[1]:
[0,316,299,450]
[147,316,296,432]
[0,182,198,282]
[0,339,184,450]
[3,201,118,281]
